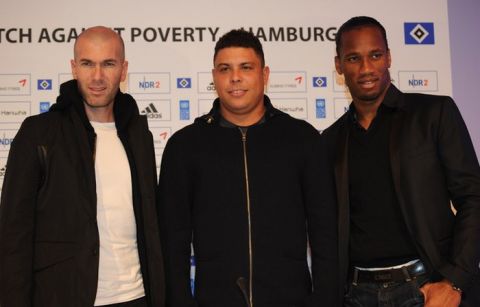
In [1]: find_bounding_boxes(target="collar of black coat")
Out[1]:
[346,83,405,121]
[196,94,283,126]
[50,79,139,133]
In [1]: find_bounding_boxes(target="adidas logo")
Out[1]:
[141,103,162,119]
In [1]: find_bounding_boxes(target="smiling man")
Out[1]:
[323,16,480,306]
[0,26,165,307]
[158,29,337,307]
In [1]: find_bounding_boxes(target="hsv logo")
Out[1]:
[177,78,192,89]
[313,77,327,88]
[37,79,52,90]
[404,22,435,45]
[18,79,27,87]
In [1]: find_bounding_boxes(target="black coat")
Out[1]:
[0,80,165,307]
[158,96,338,307]
[323,84,480,304]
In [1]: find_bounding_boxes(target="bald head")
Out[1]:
[70,25,128,122]
[74,26,125,61]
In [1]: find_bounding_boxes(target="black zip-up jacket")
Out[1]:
[0,80,165,307]
[158,96,338,307]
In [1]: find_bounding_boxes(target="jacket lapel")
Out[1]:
[334,115,350,282]
[388,90,416,236]
[69,109,97,220]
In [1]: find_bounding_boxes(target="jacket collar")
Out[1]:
[196,95,282,125]
[50,79,139,133]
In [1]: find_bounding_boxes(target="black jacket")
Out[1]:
[323,84,480,304]
[0,80,165,307]
[158,96,337,307]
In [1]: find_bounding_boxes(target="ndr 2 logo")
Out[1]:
[139,80,161,89]
[408,76,430,88]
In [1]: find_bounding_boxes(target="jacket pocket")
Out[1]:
[33,241,76,272]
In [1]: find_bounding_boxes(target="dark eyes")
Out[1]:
[345,53,383,63]
[217,65,253,72]
[79,61,116,67]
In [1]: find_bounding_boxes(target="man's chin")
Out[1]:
[356,92,381,104]
[83,98,112,109]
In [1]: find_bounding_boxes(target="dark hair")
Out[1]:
[335,16,389,56]
[214,29,265,67]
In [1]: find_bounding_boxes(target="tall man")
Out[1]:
[323,16,480,306]
[0,26,165,307]
[158,29,337,307]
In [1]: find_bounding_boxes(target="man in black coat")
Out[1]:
[323,16,480,306]
[158,29,337,307]
[0,26,165,307]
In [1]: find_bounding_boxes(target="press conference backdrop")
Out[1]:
[0,0,457,188]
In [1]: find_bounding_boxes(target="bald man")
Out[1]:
[0,26,165,307]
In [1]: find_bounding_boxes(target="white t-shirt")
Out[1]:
[91,121,145,306]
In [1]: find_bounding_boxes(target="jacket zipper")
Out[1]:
[240,128,253,307]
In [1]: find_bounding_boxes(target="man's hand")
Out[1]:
[420,280,461,307]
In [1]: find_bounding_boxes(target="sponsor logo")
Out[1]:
[332,70,350,94]
[0,130,17,151]
[0,102,30,122]
[40,101,50,113]
[398,71,438,92]
[149,126,171,149]
[267,72,307,93]
[197,72,216,94]
[129,73,171,94]
[313,76,327,88]
[179,100,190,120]
[271,98,307,119]
[334,98,350,118]
[404,22,435,45]
[0,74,31,96]
[138,100,171,120]
[0,156,6,193]
[316,99,326,118]
[177,77,192,89]
[37,79,52,90]
[0,161,6,177]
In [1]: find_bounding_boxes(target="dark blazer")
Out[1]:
[0,80,165,307]
[323,84,480,304]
